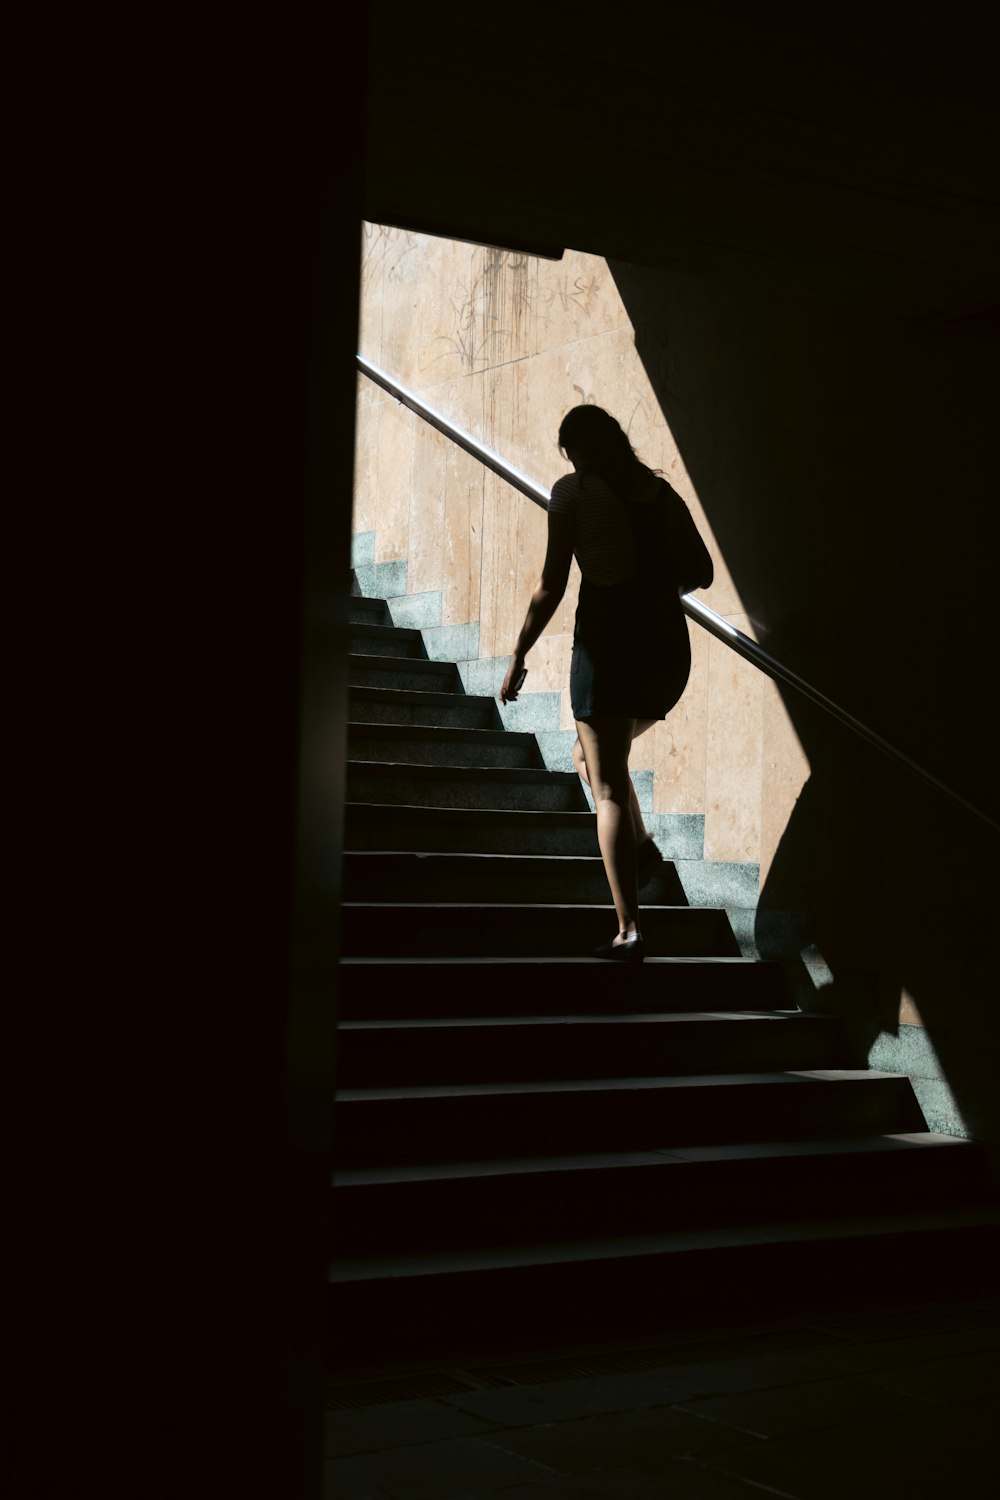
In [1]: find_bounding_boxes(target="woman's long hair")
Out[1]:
[557,405,653,496]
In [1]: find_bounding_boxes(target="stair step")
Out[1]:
[348,686,502,730]
[331,1134,1000,1258]
[334,1011,844,1087]
[348,597,391,626]
[347,762,587,813]
[332,1208,1000,1283]
[345,803,602,855]
[342,850,688,904]
[336,956,794,1017]
[346,725,543,770]
[340,902,741,958]
[348,655,462,692]
[349,622,427,658]
[333,1070,928,1167]
[332,615,993,1368]
[327,1207,1000,1365]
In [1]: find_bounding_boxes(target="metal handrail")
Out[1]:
[357,354,550,509]
[356,354,998,834]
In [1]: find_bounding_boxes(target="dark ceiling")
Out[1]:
[362,0,1000,320]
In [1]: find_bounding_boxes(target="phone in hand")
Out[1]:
[513,668,527,694]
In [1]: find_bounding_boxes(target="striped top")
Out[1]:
[548,470,667,587]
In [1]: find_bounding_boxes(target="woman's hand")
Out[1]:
[499,655,527,704]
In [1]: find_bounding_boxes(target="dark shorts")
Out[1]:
[570,576,691,722]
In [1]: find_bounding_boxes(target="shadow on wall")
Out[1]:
[609,261,1000,1149]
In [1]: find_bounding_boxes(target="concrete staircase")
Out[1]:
[332,587,1000,1371]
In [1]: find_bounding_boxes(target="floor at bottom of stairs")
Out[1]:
[323,1293,1000,1499]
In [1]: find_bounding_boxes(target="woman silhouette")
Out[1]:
[500,405,714,961]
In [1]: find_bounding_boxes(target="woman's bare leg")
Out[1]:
[575,717,640,941]
[574,717,656,846]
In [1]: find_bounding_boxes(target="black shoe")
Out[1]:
[593,933,645,962]
[637,838,663,888]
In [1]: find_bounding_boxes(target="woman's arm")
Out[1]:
[672,503,714,594]
[499,508,575,703]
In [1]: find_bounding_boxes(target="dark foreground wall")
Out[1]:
[611,262,1000,1150]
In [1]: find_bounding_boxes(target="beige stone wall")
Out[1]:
[354,224,808,880]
